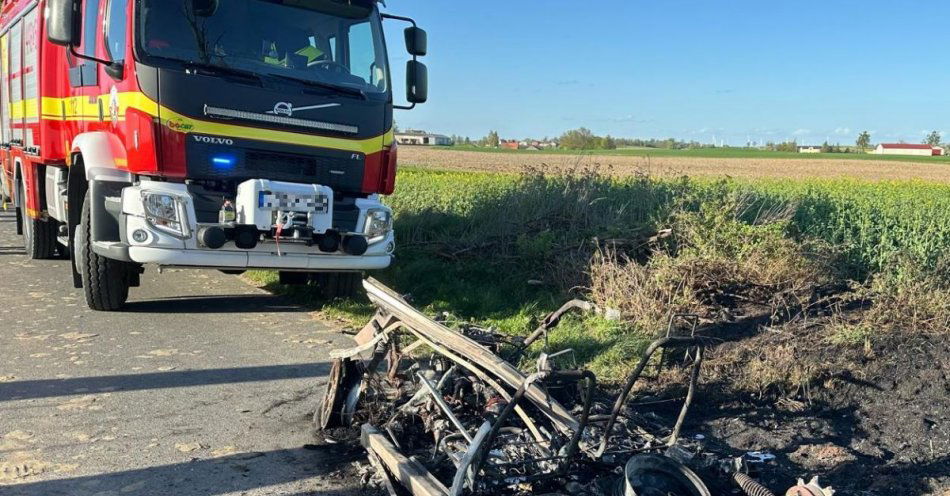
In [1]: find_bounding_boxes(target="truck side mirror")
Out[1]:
[47,0,80,46]
[406,60,428,104]
[383,14,428,109]
[404,27,427,57]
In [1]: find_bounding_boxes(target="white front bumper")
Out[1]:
[128,247,392,270]
[121,180,394,271]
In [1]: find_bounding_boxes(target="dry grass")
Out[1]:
[830,258,950,344]
[588,195,834,333]
[401,147,950,183]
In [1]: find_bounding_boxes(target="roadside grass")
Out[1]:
[444,144,950,164]
[251,167,950,386]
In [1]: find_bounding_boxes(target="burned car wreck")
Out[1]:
[319,278,834,496]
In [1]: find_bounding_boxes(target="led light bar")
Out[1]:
[203,105,359,134]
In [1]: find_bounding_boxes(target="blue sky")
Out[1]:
[382,1,948,145]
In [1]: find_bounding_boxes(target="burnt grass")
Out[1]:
[689,309,950,494]
[581,291,949,494]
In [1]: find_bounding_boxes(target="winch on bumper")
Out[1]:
[111,179,394,271]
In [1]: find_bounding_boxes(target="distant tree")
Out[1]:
[856,131,871,151]
[925,130,942,146]
[821,141,833,153]
[478,131,499,147]
[559,128,597,150]
[775,140,798,153]
[602,135,617,150]
[487,130,500,148]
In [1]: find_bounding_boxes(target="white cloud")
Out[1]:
[834,127,851,136]
[610,114,649,123]
[792,129,811,136]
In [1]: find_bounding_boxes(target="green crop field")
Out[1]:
[444,144,950,164]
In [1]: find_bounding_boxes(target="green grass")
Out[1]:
[441,144,950,164]
[252,167,950,381]
[386,168,950,279]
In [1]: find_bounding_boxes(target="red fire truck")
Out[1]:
[0,0,427,310]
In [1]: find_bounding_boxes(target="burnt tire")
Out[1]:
[77,191,130,311]
[20,180,58,259]
[310,272,362,299]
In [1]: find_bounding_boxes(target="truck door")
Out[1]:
[69,0,103,133]
[9,17,23,148]
[99,0,130,153]
[21,7,39,153]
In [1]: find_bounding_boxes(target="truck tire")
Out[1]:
[76,191,130,311]
[20,180,58,259]
[310,272,363,299]
[279,271,309,286]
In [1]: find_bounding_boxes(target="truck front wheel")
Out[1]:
[76,191,131,311]
[20,180,58,259]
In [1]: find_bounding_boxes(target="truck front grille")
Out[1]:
[186,136,366,193]
[245,151,318,176]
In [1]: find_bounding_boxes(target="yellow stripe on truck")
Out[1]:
[159,105,389,154]
[34,93,389,155]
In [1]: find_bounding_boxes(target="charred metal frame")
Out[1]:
[322,278,812,496]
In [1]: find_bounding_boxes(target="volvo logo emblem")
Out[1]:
[265,102,341,117]
[272,102,294,117]
[193,135,234,146]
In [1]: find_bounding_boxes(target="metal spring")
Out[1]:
[734,473,777,496]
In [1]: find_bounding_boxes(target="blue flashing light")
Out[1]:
[211,155,236,170]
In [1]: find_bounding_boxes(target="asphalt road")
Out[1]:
[0,210,363,495]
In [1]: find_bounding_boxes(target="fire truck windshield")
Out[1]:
[138,0,389,95]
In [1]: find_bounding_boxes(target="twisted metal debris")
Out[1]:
[319,278,830,496]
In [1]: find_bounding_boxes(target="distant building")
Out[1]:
[498,139,557,150]
[395,130,453,146]
[798,145,822,154]
[874,143,945,156]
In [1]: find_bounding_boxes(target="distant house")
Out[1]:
[395,130,453,146]
[499,140,557,150]
[798,145,822,154]
[874,143,945,156]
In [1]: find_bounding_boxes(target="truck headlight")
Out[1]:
[143,192,190,238]
[364,208,393,241]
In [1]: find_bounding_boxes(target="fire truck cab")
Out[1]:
[0,0,427,310]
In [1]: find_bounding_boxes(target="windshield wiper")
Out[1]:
[183,61,263,85]
[263,73,368,100]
